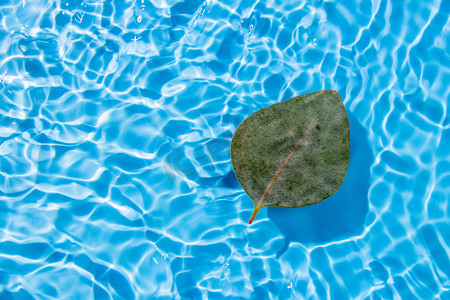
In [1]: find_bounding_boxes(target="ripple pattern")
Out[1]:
[0,0,449,298]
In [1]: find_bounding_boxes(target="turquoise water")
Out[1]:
[0,0,449,298]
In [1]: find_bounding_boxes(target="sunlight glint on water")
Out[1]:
[0,0,449,298]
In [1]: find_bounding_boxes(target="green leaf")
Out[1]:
[231,90,350,224]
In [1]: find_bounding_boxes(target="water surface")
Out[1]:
[0,0,449,298]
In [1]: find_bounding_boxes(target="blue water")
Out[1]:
[0,0,449,298]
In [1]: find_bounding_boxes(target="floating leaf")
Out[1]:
[231,90,350,224]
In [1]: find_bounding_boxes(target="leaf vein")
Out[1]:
[257,118,317,208]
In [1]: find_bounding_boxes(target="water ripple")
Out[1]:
[0,0,449,298]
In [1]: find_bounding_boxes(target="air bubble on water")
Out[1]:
[137,15,142,22]
[313,38,317,46]
[219,262,229,272]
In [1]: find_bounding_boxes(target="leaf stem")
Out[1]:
[248,206,260,224]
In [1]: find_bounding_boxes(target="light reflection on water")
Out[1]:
[0,0,449,299]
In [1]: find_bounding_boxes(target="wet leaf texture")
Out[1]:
[231,90,350,224]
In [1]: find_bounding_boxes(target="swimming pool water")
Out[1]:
[0,0,449,298]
